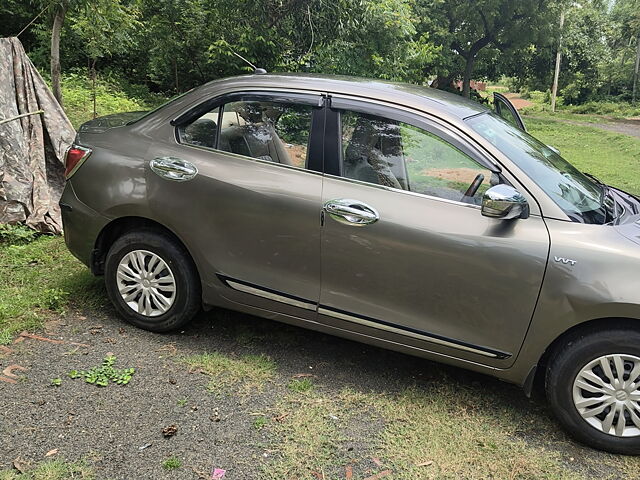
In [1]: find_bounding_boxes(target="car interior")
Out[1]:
[180,102,300,166]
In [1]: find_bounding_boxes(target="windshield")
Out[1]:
[466,112,607,224]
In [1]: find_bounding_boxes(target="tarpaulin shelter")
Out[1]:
[0,37,75,234]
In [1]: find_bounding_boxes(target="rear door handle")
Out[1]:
[150,157,198,181]
[323,198,379,226]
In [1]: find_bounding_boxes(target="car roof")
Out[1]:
[193,73,490,120]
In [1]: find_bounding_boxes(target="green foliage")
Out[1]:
[0,224,38,244]
[68,0,141,62]
[68,355,135,386]
[51,377,62,386]
[161,457,182,470]
[59,71,164,128]
[0,236,104,343]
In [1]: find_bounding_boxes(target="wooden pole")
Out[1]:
[0,110,44,126]
[551,10,565,113]
[633,35,640,103]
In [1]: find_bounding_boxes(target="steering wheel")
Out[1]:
[463,173,485,198]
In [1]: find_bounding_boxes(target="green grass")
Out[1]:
[526,116,640,196]
[0,460,94,479]
[161,456,182,470]
[183,352,276,393]
[0,235,104,344]
[263,383,640,479]
[288,377,315,393]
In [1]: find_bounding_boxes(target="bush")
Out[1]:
[54,70,168,128]
[0,224,38,245]
[565,101,640,117]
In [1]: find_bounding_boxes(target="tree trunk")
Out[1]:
[91,59,97,119]
[462,54,477,98]
[174,57,179,93]
[50,2,67,106]
[551,11,565,112]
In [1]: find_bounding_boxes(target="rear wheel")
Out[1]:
[104,230,201,332]
[546,328,640,454]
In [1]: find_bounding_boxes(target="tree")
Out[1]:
[68,0,140,117]
[417,0,556,97]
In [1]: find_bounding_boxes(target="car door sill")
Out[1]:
[219,274,511,360]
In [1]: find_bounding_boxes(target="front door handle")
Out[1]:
[323,199,379,226]
[150,157,198,181]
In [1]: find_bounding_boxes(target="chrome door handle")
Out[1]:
[323,198,379,226]
[150,157,198,181]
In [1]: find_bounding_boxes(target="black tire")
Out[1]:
[104,229,201,332]
[546,327,640,454]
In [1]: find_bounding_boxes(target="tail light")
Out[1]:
[65,144,92,178]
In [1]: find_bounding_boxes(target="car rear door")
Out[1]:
[145,91,325,319]
[318,97,549,367]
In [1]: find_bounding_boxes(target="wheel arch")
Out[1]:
[525,317,640,397]
[91,216,200,280]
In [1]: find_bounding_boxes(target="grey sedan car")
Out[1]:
[61,74,640,454]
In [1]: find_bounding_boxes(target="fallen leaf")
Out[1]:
[45,448,58,457]
[162,425,178,438]
[12,458,26,473]
[346,465,353,479]
[372,458,383,467]
[363,470,392,480]
[416,460,433,467]
[2,364,27,379]
[19,332,88,347]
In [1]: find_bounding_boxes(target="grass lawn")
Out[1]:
[0,228,104,344]
[525,114,640,196]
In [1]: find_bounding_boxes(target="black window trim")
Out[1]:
[172,90,326,174]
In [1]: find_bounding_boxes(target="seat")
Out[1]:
[182,118,217,148]
[344,115,405,189]
[219,103,294,166]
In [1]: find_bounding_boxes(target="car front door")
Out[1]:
[145,91,325,318]
[494,92,527,131]
[318,98,549,367]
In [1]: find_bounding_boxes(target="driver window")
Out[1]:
[340,110,497,204]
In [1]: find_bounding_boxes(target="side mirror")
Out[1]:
[481,185,529,220]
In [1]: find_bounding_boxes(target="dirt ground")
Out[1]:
[1,306,638,479]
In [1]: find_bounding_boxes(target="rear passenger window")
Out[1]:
[219,101,312,168]
[340,110,498,205]
[179,107,220,148]
[178,100,313,169]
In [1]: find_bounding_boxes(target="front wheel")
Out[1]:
[104,230,201,332]
[546,327,640,454]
